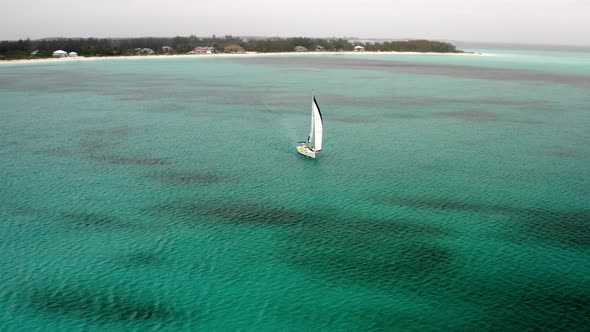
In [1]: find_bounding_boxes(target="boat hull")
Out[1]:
[297,145,317,158]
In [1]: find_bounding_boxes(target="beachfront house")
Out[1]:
[223,45,245,54]
[30,50,40,58]
[294,46,308,52]
[136,48,155,55]
[315,46,325,52]
[161,46,174,54]
[68,52,78,57]
[194,46,215,54]
[52,50,68,57]
[354,45,365,52]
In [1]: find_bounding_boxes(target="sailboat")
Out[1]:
[297,93,323,158]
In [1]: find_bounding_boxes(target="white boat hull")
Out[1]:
[297,144,317,158]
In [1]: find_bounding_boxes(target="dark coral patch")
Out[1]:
[148,199,453,290]
[116,252,162,267]
[281,216,453,290]
[27,286,180,324]
[470,284,590,330]
[545,150,584,158]
[78,140,112,153]
[82,128,133,137]
[233,56,590,87]
[89,155,170,166]
[35,148,75,157]
[149,172,227,185]
[384,196,590,249]
[384,196,509,214]
[152,201,309,227]
[329,116,373,123]
[433,109,502,122]
[382,113,421,119]
[262,209,453,289]
[59,212,127,230]
[519,210,590,249]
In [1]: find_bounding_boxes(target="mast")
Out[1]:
[308,92,314,144]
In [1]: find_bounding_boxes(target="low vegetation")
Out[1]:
[0,35,462,60]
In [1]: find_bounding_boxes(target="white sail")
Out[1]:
[297,93,323,158]
[312,96,323,151]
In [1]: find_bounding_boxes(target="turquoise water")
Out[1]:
[1,50,589,330]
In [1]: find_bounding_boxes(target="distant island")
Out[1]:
[0,35,463,60]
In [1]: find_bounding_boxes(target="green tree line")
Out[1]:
[243,37,354,52]
[363,40,459,52]
[0,36,462,60]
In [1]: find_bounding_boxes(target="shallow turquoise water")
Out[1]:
[1,50,589,330]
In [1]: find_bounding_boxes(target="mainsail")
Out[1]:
[312,96,323,151]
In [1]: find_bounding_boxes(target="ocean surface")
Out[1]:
[1,48,589,330]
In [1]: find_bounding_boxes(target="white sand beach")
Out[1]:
[0,50,489,65]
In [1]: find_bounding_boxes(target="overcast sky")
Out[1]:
[2,0,588,45]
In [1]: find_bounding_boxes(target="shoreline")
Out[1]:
[0,51,489,65]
